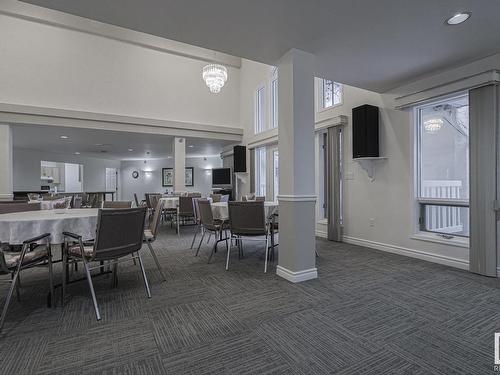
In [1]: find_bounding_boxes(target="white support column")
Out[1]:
[276,49,317,283]
[172,137,186,193]
[0,124,13,201]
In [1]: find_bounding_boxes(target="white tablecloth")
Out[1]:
[211,202,278,221]
[159,197,179,209]
[30,199,69,210]
[0,208,98,245]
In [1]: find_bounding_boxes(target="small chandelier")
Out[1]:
[424,118,443,134]
[202,64,228,93]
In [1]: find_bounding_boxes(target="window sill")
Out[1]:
[411,232,469,248]
[317,102,343,114]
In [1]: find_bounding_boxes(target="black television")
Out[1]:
[212,168,232,187]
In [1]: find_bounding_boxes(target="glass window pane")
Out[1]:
[423,205,469,237]
[273,150,279,201]
[255,87,265,133]
[419,95,469,200]
[255,147,266,197]
[271,79,278,128]
[323,80,342,109]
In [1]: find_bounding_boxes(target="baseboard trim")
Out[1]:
[315,229,327,238]
[0,193,13,200]
[342,236,470,271]
[276,266,318,283]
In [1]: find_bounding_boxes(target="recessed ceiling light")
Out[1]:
[74,152,80,155]
[188,145,194,148]
[446,12,471,25]
[128,148,134,152]
[60,135,69,139]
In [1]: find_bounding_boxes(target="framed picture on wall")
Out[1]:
[162,167,194,187]
[185,167,194,187]
[162,168,173,187]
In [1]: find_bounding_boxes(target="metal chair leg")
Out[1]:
[147,242,167,281]
[195,231,205,257]
[225,238,231,270]
[207,233,211,244]
[83,262,101,321]
[137,252,151,298]
[207,240,217,264]
[12,273,20,302]
[48,245,55,307]
[190,226,199,249]
[264,235,269,273]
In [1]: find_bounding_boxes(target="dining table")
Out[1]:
[159,197,179,209]
[0,208,99,245]
[211,201,279,221]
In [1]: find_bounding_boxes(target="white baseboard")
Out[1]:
[342,236,470,271]
[0,193,13,200]
[276,266,318,283]
[315,229,327,238]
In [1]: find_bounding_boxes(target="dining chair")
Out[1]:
[62,207,150,321]
[0,233,54,331]
[0,202,41,214]
[143,199,167,281]
[176,196,195,236]
[134,193,146,208]
[226,201,270,273]
[196,200,229,263]
[187,192,202,198]
[210,194,222,203]
[190,198,206,249]
[220,194,230,203]
[102,201,132,208]
[73,195,83,208]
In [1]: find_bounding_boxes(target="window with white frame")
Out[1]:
[415,94,469,238]
[271,77,278,129]
[255,86,265,134]
[322,79,342,109]
[255,147,267,197]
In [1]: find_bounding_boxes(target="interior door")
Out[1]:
[105,168,118,200]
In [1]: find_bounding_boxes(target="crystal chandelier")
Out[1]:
[424,118,443,134]
[202,64,228,93]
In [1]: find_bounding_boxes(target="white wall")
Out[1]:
[120,156,222,202]
[13,148,121,193]
[0,13,240,129]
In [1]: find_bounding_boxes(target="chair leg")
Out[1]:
[83,262,101,321]
[12,273,20,302]
[315,249,319,257]
[190,226,199,249]
[195,231,205,257]
[177,213,180,237]
[208,239,218,264]
[264,236,269,273]
[62,246,68,305]
[48,245,55,308]
[137,252,151,298]
[147,242,167,281]
[207,233,211,244]
[225,238,231,271]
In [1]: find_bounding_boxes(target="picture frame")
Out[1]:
[162,167,194,187]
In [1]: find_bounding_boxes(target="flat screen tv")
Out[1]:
[212,168,232,187]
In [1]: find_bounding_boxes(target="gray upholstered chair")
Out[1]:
[226,201,270,273]
[62,207,150,321]
[0,202,40,214]
[143,199,167,281]
[0,233,54,330]
[102,201,132,208]
[176,196,195,235]
[196,200,228,262]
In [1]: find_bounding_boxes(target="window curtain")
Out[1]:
[327,126,342,241]
[469,85,499,276]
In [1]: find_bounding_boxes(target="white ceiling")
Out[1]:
[21,0,500,92]
[12,124,234,160]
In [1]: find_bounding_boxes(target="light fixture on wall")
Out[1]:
[424,118,443,134]
[202,64,228,93]
[446,12,471,25]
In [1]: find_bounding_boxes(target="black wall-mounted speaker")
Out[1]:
[233,145,247,172]
[352,104,379,158]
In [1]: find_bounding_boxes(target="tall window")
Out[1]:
[255,86,265,134]
[273,150,279,201]
[416,94,469,238]
[255,147,266,196]
[271,78,278,128]
[322,79,342,109]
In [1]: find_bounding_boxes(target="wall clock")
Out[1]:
[132,170,139,179]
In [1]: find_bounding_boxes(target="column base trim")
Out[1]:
[276,265,318,283]
[0,193,13,200]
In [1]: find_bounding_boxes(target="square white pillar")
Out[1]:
[172,137,186,193]
[276,49,317,283]
[0,124,13,201]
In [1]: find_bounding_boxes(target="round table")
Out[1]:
[0,208,99,244]
[211,202,278,221]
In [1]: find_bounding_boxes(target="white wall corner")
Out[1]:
[276,266,318,283]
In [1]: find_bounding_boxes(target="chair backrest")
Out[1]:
[102,201,132,208]
[27,193,40,201]
[228,201,266,236]
[93,207,147,260]
[241,196,247,202]
[220,194,230,203]
[187,192,202,198]
[210,194,222,203]
[198,200,215,228]
[0,202,41,214]
[52,196,72,209]
[178,196,194,215]
[255,196,265,202]
[149,199,165,238]
[73,195,82,208]
[192,198,202,223]
[145,193,161,209]
[87,193,103,208]
[134,193,140,207]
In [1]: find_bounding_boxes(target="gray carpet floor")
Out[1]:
[0,225,499,374]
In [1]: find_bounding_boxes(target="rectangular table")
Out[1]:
[211,202,278,221]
